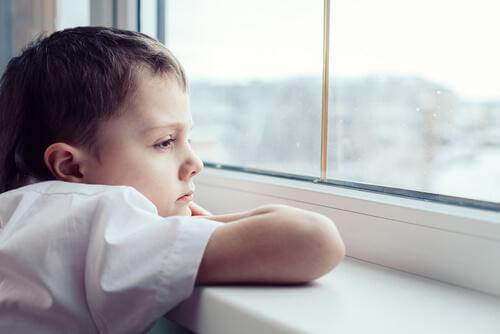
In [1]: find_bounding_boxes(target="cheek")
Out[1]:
[131,168,179,211]
[102,148,156,181]
[90,145,183,211]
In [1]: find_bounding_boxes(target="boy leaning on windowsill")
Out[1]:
[0,26,345,333]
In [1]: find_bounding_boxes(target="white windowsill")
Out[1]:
[167,257,500,334]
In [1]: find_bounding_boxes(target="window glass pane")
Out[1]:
[139,0,157,39]
[0,0,90,74]
[166,0,323,176]
[329,0,500,203]
[56,0,89,30]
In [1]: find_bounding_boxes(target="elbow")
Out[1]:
[325,228,346,273]
[297,212,346,282]
[321,215,346,268]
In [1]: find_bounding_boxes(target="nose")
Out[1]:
[179,146,203,181]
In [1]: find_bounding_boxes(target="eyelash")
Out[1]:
[153,136,193,152]
[154,138,177,150]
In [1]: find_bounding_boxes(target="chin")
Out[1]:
[161,206,191,217]
[176,210,191,217]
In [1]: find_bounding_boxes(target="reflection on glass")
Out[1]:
[329,0,500,203]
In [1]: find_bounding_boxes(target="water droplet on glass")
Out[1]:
[436,90,442,95]
[416,107,420,112]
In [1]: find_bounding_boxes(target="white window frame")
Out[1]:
[113,0,500,297]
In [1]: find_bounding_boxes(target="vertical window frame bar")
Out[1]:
[137,0,141,31]
[112,0,117,27]
[320,0,331,181]
[157,0,166,44]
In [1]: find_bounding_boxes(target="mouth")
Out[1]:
[177,191,194,202]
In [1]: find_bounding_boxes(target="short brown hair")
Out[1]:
[0,26,187,192]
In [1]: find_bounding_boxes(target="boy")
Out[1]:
[0,27,345,333]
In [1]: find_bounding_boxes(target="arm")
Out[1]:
[196,205,345,284]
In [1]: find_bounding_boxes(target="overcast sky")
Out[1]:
[167,0,500,101]
[55,0,500,101]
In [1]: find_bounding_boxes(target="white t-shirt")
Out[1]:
[0,181,222,333]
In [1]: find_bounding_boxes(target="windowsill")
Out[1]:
[167,257,500,334]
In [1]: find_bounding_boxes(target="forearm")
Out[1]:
[196,205,345,284]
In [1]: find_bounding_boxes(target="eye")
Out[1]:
[154,138,176,150]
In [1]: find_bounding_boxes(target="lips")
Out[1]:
[177,191,194,202]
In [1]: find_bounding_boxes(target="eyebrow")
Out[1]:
[142,122,193,135]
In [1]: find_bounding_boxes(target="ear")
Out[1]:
[43,143,89,183]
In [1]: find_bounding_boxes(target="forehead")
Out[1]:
[124,71,191,133]
[95,71,191,144]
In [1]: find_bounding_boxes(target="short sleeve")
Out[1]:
[83,186,222,333]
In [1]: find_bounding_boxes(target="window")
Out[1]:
[153,0,500,209]
[330,0,500,204]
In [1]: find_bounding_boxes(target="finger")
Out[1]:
[190,202,212,216]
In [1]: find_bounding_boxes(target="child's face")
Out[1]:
[83,71,203,217]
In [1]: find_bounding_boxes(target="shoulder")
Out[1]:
[0,180,149,202]
[2,180,136,197]
[0,181,158,227]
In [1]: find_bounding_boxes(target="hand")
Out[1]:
[189,202,212,216]
[200,205,282,223]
